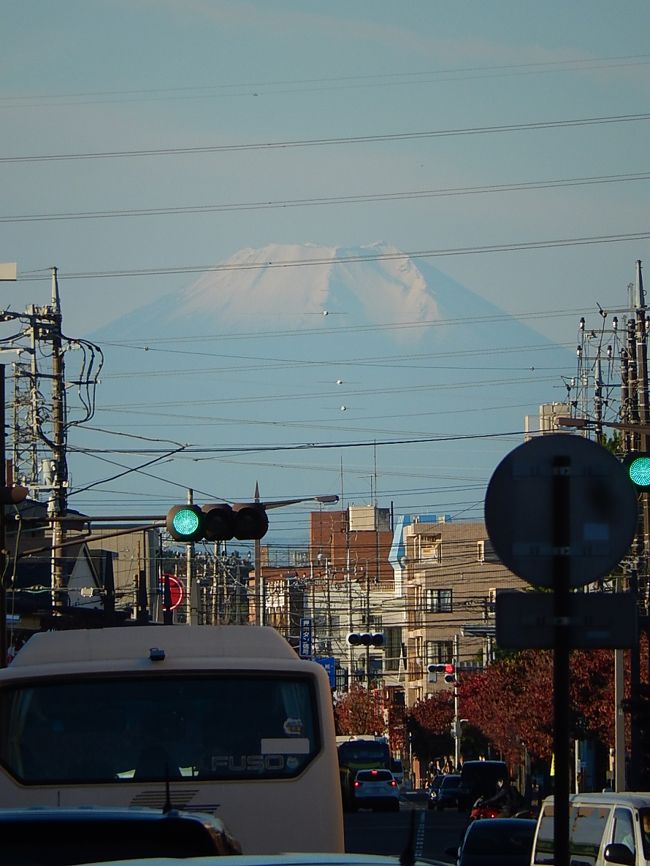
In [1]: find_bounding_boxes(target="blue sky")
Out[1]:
[1,1,649,540]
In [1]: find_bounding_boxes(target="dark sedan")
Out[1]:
[447,817,537,866]
[428,773,461,810]
[0,806,241,866]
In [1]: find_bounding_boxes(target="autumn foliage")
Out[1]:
[334,683,385,736]
[406,646,638,769]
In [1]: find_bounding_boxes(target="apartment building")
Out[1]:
[398,516,529,707]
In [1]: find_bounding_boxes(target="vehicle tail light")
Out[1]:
[390,780,397,787]
[354,781,360,788]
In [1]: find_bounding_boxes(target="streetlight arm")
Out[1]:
[261,495,339,510]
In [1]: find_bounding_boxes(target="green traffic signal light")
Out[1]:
[166,504,203,542]
[624,453,650,490]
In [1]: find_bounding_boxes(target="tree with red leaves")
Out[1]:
[334,683,385,736]
[458,648,620,766]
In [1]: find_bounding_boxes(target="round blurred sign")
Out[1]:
[485,434,638,588]
[160,574,184,610]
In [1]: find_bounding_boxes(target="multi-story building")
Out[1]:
[396,515,528,707]
[255,506,527,705]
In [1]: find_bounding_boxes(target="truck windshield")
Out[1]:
[0,673,319,784]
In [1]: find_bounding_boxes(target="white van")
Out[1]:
[531,793,650,866]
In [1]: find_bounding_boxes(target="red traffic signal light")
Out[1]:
[166,502,269,543]
[427,662,456,683]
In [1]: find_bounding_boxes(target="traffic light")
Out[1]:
[166,502,269,543]
[427,662,456,684]
[346,632,384,647]
[623,453,650,491]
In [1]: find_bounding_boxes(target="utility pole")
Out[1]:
[453,633,461,769]
[185,488,195,625]
[47,268,68,612]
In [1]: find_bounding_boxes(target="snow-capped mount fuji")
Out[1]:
[98,241,441,342]
[86,242,573,515]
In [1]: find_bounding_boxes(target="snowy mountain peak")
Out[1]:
[105,242,441,343]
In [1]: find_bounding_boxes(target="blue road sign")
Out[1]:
[314,655,336,689]
[299,617,313,658]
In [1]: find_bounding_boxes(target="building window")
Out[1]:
[426,588,452,613]
[426,640,453,665]
[418,535,442,563]
[384,627,401,672]
[477,539,500,563]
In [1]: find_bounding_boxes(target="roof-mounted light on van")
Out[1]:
[149,647,165,662]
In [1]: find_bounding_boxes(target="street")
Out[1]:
[344,793,468,861]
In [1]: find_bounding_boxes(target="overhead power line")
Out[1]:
[2,52,648,108]
[2,111,649,163]
[18,231,650,282]
[2,170,649,224]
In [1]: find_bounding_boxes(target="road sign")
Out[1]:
[160,574,184,611]
[485,434,638,588]
[495,590,638,648]
[299,617,313,658]
[314,656,336,689]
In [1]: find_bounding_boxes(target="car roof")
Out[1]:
[79,856,446,866]
[467,818,537,831]
[543,793,650,809]
[462,760,507,768]
[0,806,226,826]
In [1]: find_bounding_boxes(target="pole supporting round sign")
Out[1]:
[484,433,639,588]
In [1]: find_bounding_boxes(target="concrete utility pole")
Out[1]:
[47,267,68,611]
[453,633,461,769]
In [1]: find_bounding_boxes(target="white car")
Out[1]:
[352,769,400,812]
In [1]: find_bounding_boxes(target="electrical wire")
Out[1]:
[2,170,649,224]
[3,111,650,163]
[17,231,650,282]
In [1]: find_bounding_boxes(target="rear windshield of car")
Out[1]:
[464,821,535,855]
[357,770,393,782]
[442,776,461,788]
[535,804,610,866]
[461,762,507,782]
[0,817,231,865]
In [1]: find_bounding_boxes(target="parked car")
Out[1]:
[0,806,241,866]
[447,817,537,866]
[456,760,509,811]
[352,768,400,812]
[532,792,650,866]
[428,774,461,810]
